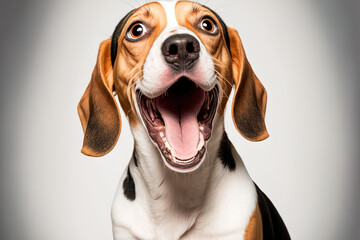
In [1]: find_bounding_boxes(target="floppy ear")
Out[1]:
[77,38,121,156]
[228,28,269,141]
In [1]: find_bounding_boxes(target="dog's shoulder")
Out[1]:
[255,184,291,240]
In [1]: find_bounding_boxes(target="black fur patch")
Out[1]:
[133,150,138,167]
[123,167,136,201]
[217,132,236,171]
[203,5,231,56]
[111,9,136,66]
[255,183,291,239]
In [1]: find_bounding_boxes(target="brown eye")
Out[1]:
[200,18,218,34]
[126,22,148,40]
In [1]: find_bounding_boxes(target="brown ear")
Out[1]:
[77,38,121,156]
[228,28,269,141]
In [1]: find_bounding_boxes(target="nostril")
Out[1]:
[186,42,195,53]
[169,44,178,55]
[162,34,200,70]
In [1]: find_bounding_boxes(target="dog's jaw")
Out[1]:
[135,81,219,173]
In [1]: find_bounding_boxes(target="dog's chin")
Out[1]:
[137,77,219,173]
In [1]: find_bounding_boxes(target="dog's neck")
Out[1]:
[130,114,226,224]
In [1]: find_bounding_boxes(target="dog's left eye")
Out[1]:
[200,17,218,35]
[126,22,148,40]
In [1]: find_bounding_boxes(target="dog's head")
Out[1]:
[78,1,268,172]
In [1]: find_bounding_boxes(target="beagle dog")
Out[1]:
[78,1,290,239]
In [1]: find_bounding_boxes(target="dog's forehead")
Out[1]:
[128,1,202,26]
[135,1,214,30]
[157,1,178,28]
[157,1,209,30]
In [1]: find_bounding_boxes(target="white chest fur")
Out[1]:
[111,123,257,240]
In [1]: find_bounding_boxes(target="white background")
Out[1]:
[0,0,359,239]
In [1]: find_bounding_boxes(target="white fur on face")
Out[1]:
[135,1,217,98]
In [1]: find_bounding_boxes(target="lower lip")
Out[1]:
[162,146,206,173]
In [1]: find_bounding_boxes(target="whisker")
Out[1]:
[212,4,233,13]
[216,81,230,100]
[130,70,144,81]
[118,1,137,9]
[128,79,138,92]
[125,69,144,106]
[201,68,230,100]
[201,0,213,7]
[127,73,143,94]
[126,76,144,117]
[128,66,143,75]
[131,0,142,7]
[212,62,226,70]
[214,69,232,88]
[213,71,232,100]
[211,57,226,68]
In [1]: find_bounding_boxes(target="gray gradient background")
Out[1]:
[0,0,359,239]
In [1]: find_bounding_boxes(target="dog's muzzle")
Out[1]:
[136,33,218,173]
[161,34,200,71]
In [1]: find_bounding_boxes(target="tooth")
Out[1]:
[198,132,205,151]
[160,132,164,138]
[174,157,195,164]
[165,141,172,151]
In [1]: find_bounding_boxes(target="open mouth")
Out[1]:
[137,77,218,173]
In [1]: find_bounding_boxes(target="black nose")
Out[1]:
[161,34,200,71]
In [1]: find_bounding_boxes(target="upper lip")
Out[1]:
[137,73,216,99]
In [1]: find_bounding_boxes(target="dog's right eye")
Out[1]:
[126,22,148,41]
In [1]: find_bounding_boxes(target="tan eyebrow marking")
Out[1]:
[191,2,201,13]
[144,5,151,17]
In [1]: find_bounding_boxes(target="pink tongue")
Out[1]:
[156,86,205,160]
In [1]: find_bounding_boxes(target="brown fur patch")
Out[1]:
[244,205,263,240]
[78,39,121,157]
[113,2,167,127]
[228,27,269,141]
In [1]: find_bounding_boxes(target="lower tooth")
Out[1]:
[174,157,195,164]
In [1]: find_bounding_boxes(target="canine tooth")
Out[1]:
[198,132,205,151]
[199,125,204,131]
[160,132,164,138]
